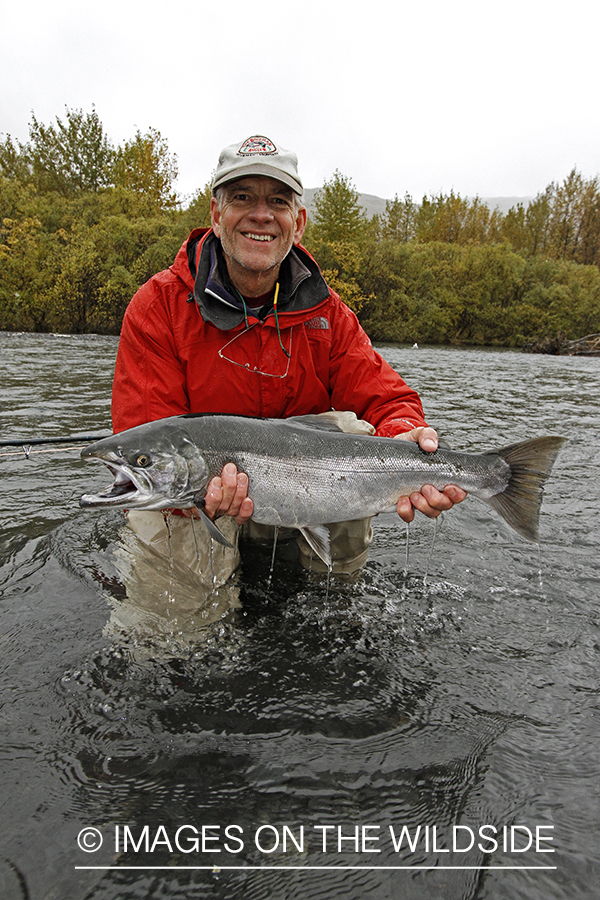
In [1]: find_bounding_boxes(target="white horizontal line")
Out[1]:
[75,865,557,871]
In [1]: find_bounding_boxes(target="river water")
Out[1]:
[0,331,599,900]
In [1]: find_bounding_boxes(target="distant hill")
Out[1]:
[302,187,532,220]
[302,187,386,220]
[476,197,533,215]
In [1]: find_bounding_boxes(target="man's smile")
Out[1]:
[243,232,275,242]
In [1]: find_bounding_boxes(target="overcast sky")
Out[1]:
[1,0,598,204]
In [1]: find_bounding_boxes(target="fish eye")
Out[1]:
[136,453,151,467]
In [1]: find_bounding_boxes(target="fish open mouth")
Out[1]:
[79,459,154,508]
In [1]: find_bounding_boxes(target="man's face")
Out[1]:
[210,176,307,291]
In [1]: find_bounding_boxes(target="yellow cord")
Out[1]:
[273,282,290,358]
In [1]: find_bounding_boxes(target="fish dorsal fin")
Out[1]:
[285,414,344,432]
[285,411,375,435]
[298,525,332,568]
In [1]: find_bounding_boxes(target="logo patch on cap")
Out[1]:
[237,136,277,156]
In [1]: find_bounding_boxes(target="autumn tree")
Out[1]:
[377,193,418,242]
[578,177,600,267]
[304,170,374,313]
[547,168,600,266]
[502,170,600,268]
[504,186,553,256]
[25,107,114,195]
[415,192,502,244]
[310,170,368,244]
[0,177,45,329]
[179,180,213,232]
[0,135,31,182]
[112,128,178,213]
[316,241,374,315]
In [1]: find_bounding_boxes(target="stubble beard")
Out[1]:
[220,231,293,295]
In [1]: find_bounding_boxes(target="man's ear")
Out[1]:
[294,205,307,244]
[210,196,221,237]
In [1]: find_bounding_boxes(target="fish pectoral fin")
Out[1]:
[298,525,332,569]
[197,508,235,549]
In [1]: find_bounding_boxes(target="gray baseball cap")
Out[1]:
[212,135,303,196]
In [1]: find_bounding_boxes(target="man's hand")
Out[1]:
[200,462,253,525]
[394,426,467,523]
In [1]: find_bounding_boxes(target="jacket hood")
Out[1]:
[171,228,331,330]
[169,227,208,291]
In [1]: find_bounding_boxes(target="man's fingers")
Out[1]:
[419,484,457,512]
[203,477,223,517]
[395,426,439,452]
[443,485,467,505]
[219,462,240,510]
[203,464,253,522]
[397,495,416,524]
[396,484,467,523]
[235,495,254,525]
[408,487,445,519]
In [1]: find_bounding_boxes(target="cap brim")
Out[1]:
[212,164,303,196]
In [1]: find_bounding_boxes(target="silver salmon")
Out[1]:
[79,413,565,566]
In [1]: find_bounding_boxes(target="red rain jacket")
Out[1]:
[111,229,428,437]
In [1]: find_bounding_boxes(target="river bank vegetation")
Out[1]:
[1,108,599,345]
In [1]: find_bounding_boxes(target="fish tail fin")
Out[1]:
[485,436,566,542]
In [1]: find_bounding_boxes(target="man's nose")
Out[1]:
[248,197,274,219]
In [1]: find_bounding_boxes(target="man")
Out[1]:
[112,135,465,579]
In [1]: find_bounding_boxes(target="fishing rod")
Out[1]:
[0,433,111,459]
[0,434,111,447]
